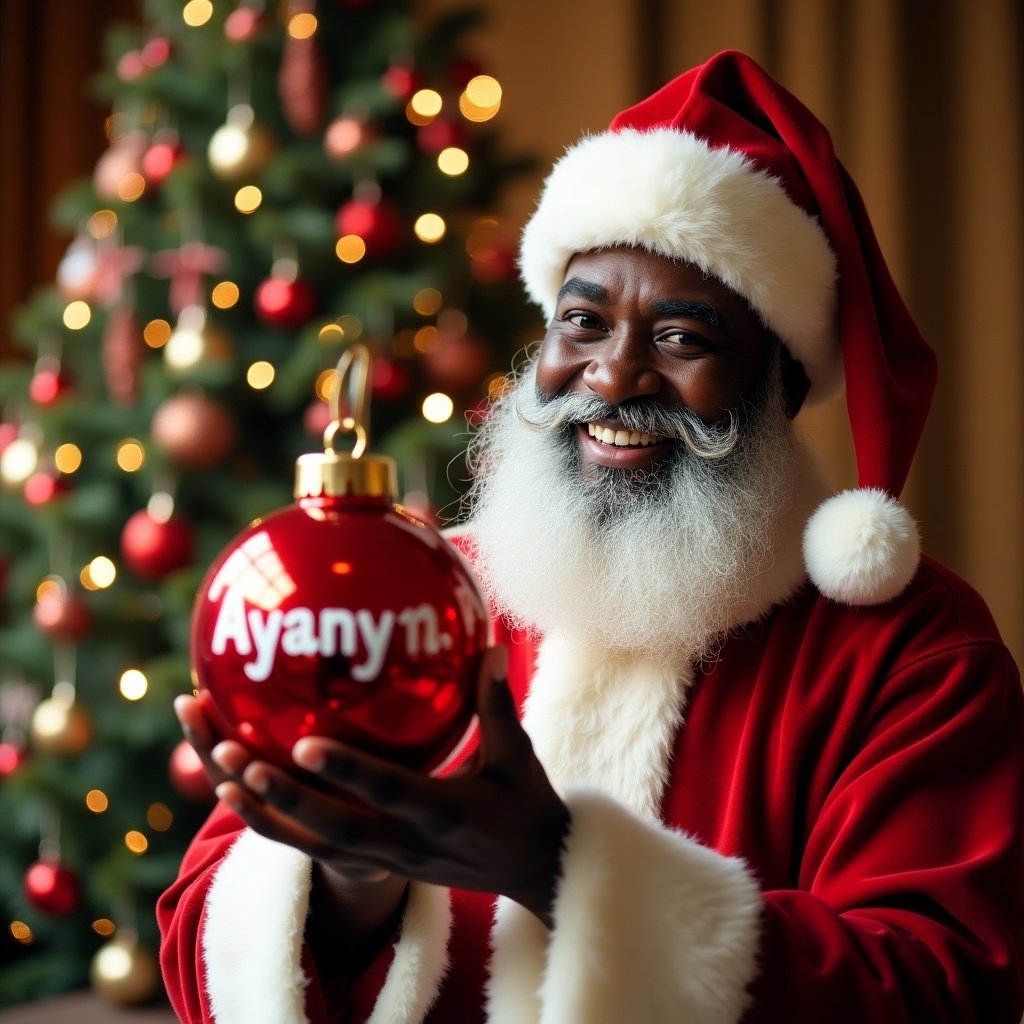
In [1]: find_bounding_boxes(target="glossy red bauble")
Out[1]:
[224,6,268,42]
[24,861,80,916]
[34,591,91,642]
[142,138,185,185]
[169,740,215,802]
[29,367,73,405]
[254,276,317,329]
[121,510,195,579]
[417,119,466,155]
[335,199,403,259]
[23,471,69,506]
[191,494,489,774]
[0,741,26,778]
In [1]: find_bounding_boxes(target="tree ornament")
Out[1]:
[190,347,488,773]
[169,739,215,802]
[0,740,27,778]
[324,114,374,161]
[278,12,328,136]
[93,131,148,201]
[424,330,492,393]
[23,860,81,916]
[90,935,161,1006]
[34,588,91,642]
[254,273,317,329]
[30,695,93,756]
[142,131,186,186]
[23,470,70,507]
[151,241,227,315]
[303,399,332,439]
[140,35,172,69]
[116,50,146,82]
[224,5,269,42]
[381,63,417,100]
[370,356,409,400]
[208,105,274,181]
[121,504,195,579]
[102,306,143,406]
[417,118,466,155]
[163,306,234,375]
[29,361,73,406]
[335,197,402,259]
[152,390,236,467]
[56,236,100,302]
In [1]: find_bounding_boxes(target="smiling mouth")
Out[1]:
[586,422,666,448]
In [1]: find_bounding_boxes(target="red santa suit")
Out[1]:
[158,549,1024,1022]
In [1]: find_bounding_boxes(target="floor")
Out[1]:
[0,990,176,1022]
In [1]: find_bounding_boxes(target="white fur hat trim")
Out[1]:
[803,488,920,605]
[520,127,841,402]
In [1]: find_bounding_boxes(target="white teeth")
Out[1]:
[586,423,664,448]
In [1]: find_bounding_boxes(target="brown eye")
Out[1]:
[565,312,603,330]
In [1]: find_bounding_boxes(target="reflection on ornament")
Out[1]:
[30,696,93,756]
[164,307,233,374]
[121,508,195,579]
[90,936,161,1006]
[152,390,237,467]
[23,860,81,916]
[208,105,274,181]
[169,739,215,802]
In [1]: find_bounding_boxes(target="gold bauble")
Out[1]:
[164,308,234,374]
[90,936,161,1006]
[29,697,93,756]
[207,104,274,180]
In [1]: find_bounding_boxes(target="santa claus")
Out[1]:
[160,50,1024,1023]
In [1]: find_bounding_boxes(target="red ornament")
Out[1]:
[169,740,215,802]
[450,57,484,91]
[224,6,268,42]
[29,366,73,405]
[324,115,373,161]
[140,36,172,68]
[417,119,466,155]
[121,509,195,579]
[0,741,26,778]
[335,199,402,259]
[371,357,409,401]
[116,49,146,82]
[424,332,492,393]
[190,470,489,774]
[303,400,333,440]
[278,32,328,136]
[254,276,317,329]
[152,392,237,468]
[23,471,69,506]
[24,860,80,916]
[142,135,186,186]
[34,591,90,642]
[381,64,418,100]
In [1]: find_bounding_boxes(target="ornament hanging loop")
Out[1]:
[325,345,371,459]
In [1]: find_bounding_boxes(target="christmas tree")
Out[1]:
[0,0,534,1007]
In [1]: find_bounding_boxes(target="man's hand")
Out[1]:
[175,646,570,928]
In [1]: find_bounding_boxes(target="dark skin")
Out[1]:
[176,245,776,979]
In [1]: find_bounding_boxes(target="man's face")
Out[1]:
[535,246,773,477]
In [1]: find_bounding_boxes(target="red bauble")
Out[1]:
[381,65,418,99]
[121,509,195,579]
[34,591,90,642]
[140,36,172,68]
[371,357,409,401]
[116,50,146,81]
[0,741,26,778]
[152,392,237,468]
[24,861,80,916]
[335,199,403,259]
[23,471,69,506]
[169,740,215,802]
[254,276,317,329]
[190,486,489,774]
[142,136,186,185]
[423,332,492,393]
[303,400,333,440]
[29,366,73,405]
[417,119,466,155]
[224,6,268,42]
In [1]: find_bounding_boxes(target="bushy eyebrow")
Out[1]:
[649,299,724,328]
[555,278,609,303]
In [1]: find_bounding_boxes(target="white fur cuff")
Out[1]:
[488,791,763,1024]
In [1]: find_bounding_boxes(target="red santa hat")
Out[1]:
[519,49,937,606]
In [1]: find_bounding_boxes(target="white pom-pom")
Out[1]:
[802,488,920,606]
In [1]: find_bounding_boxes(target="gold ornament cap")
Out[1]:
[295,344,397,500]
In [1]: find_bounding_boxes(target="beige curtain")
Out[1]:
[452,0,1024,665]
[4,0,1022,664]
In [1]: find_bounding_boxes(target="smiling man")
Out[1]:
[160,51,1024,1023]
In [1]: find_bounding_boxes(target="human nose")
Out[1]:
[580,330,662,406]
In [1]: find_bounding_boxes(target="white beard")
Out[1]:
[463,356,824,669]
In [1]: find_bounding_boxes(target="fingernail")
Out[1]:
[211,742,234,773]
[215,782,242,812]
[242,764,269,795]
[172,695,189,721]
[292,739,324,771]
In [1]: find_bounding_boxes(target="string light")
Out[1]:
[1,438,39,484]
[147,803,174,832]
[459,75,502,122]
[54,443,83,474]
[86,790,109,813]
[124,831,149,854]
[63,300,92,330]
[9,922,32,945]
[234,185,262,214]
[116,440,145,472]
[117,173,146,202]
[422,392,454,424]
[407,89,443,126]
[287,12,317,38]
[36,578,62,603]
[314,368,336,402]
[182,0,213,27]
[92,919,116,936]
[414,213,446,243]
[318,323,344,343]
[413,288,443,316]
[84,556,117,590]
[413,326,439,353]
[437,147,469,176]
[246,361,275,390]
[211,281,240,309]
[87,210,118,239]
[119,669,148,701]
[335,235,366,263]
[143,319,172,348]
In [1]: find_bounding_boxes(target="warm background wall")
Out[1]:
[2,0,1022,665]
